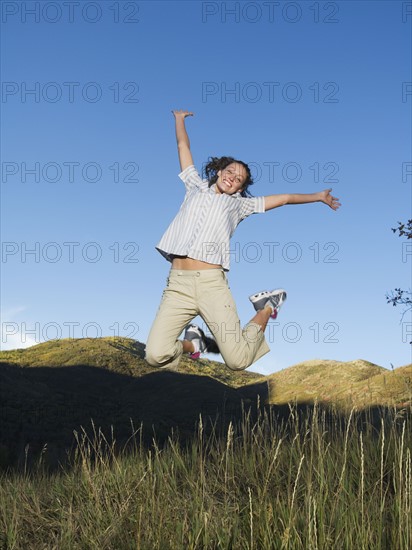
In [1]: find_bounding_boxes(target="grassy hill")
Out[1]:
[266,359,412,409]
[1,337,411,412]
[0,337,410,470]
[0,337,267,469]
[0,336,263,386]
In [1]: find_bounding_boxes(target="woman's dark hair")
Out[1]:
[203,156,254,197]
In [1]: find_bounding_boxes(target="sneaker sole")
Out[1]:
[249,289,287,304]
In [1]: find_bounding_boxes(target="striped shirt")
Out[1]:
[156,165,266,271]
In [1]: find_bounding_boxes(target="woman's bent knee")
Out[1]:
[223,356,251,371]
[145,348,170,367]
[145,342,182,368]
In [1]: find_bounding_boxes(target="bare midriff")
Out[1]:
[171,255,222,270]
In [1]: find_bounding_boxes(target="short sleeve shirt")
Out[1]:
[156,165,266,271]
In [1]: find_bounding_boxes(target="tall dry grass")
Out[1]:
[0,404,411,549]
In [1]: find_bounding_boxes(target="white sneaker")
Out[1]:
[184,324,219,359]
[249,289,287,319]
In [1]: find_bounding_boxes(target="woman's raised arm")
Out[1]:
[172,110,194,172]
[264,189,341,211]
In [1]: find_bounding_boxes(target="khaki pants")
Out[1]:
[145,268,270,371]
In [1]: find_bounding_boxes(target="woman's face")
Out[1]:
[216,162,247,195]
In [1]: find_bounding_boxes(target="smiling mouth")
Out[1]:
[223,179,233,188]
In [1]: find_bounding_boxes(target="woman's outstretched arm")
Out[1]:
[264,188,341,211]
[172,109,194,172]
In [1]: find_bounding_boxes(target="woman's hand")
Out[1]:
[172,109,194,119]
[319,188,341,210]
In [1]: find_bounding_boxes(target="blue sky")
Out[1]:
[1,0,411,374]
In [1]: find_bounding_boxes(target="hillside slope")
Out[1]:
[0,338,410,469]
[0,337,267,468]
[267,359,412,409]
[0,336,264,386]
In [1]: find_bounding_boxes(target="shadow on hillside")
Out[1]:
[0,361,271,472]
[1,362,410,473]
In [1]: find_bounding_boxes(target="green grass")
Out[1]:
[1,405,411,549]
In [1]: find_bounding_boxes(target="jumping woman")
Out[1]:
[145,110,341,371]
